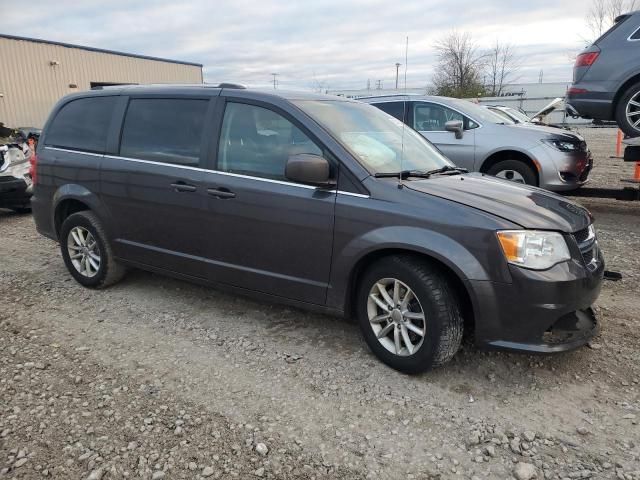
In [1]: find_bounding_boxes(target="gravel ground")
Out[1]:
[1,127,639,479]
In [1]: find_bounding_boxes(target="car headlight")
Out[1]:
[541,138,581,152]
[497,230,571,270]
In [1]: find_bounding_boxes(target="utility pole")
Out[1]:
[367,79,371,90]
[376,80,383,90]
[395,63,401,89]
[271,73,279,89]
[538,69,543,84]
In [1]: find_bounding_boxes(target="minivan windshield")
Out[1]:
[294,100,453,174]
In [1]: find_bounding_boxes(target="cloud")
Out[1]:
[1,0,594,90]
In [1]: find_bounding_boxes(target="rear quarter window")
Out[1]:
[119,98,209,167]
[45,97,116,153]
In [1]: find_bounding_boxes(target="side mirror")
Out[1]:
[285,154,335,187]
[445,120,464,139]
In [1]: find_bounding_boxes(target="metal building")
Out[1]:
[0,34,203,129]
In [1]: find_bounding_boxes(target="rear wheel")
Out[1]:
[60,211,126,288]
[486,159,537,186]
[356,255,463,373]
[615,82,640,137]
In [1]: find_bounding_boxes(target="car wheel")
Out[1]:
[356,255,463,374]
[486,160,537,186]
[60,211,126,288]
[616,82,640,137]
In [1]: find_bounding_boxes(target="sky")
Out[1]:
[2,0,599,91]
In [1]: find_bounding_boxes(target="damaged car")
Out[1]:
[0,135,35,213]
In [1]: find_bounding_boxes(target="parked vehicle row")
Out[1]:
[31,84,604,372]
[359,95,593,191]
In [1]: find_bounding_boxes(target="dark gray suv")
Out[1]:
[568,10,640,136]
[32,85,604,373]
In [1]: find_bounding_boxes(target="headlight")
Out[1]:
[541,138,581,152]
[497,230,571,270]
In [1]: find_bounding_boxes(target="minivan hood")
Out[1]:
[405,173,591,232]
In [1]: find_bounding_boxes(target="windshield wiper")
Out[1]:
[374,166,468,180]
[422,165,468,176]
[374,169,433,179]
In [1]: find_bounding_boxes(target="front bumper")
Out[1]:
[0,176,31,208]
[468,245,604,353]
[534,144,593,192]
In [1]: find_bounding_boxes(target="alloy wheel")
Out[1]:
[67,226,101,278]
[367,278,426,357]
[625,92,640,133]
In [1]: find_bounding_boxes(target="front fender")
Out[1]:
[327,225,496,311]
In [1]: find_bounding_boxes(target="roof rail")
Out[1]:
[354,93,423,100]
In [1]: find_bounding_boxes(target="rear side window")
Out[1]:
[45,97,116,153]
[375,102,407,122]
[120,98,208,167]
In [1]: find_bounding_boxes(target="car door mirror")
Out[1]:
[285,153,335,188]
[445,120,464,139]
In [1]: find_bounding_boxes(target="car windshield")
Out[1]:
[294,100,452,174]
[445,98,509,124]
[505,108,531,123]
[488,108,517,124]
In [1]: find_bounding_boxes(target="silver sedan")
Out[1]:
[360,95,592,191]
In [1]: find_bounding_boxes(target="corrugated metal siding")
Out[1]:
[0,37,203,128]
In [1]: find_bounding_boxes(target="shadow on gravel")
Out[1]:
[105,267,599,397]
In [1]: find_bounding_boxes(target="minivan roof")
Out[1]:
[83,83,349,102]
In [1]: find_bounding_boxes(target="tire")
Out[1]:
[615,82,640,138]
[486,159,537,186]
[356,255,463,374]
[10,206,31,214]
[60,211,126,288]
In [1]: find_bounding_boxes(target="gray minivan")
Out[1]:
[31,85,604,373]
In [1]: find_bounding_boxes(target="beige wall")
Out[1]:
[0,37,202,128]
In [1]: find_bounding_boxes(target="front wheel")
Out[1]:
[615,82,640,137]
[357,255,463,374]
[60,211,126,288]
[486,159,537,186]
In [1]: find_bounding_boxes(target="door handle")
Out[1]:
[207,187,236,199]
[170,182,197,193]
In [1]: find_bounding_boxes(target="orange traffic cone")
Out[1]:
[617,129,624,157]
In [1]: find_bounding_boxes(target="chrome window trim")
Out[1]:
[45,148,370,197]
[627,25,640,41]
[45,146,103,157]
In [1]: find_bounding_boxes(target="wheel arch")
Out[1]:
[613,72,640,114]
[52,184,108,239]
[478,149,539,185]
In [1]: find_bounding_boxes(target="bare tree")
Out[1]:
[485,41,520,97]
[586,0,637,40]
[432,31,486,98]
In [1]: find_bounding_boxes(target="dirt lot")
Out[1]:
[1,127,639,479]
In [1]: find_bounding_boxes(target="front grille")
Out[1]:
[573,226,591,244]
[573,225,599,271]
